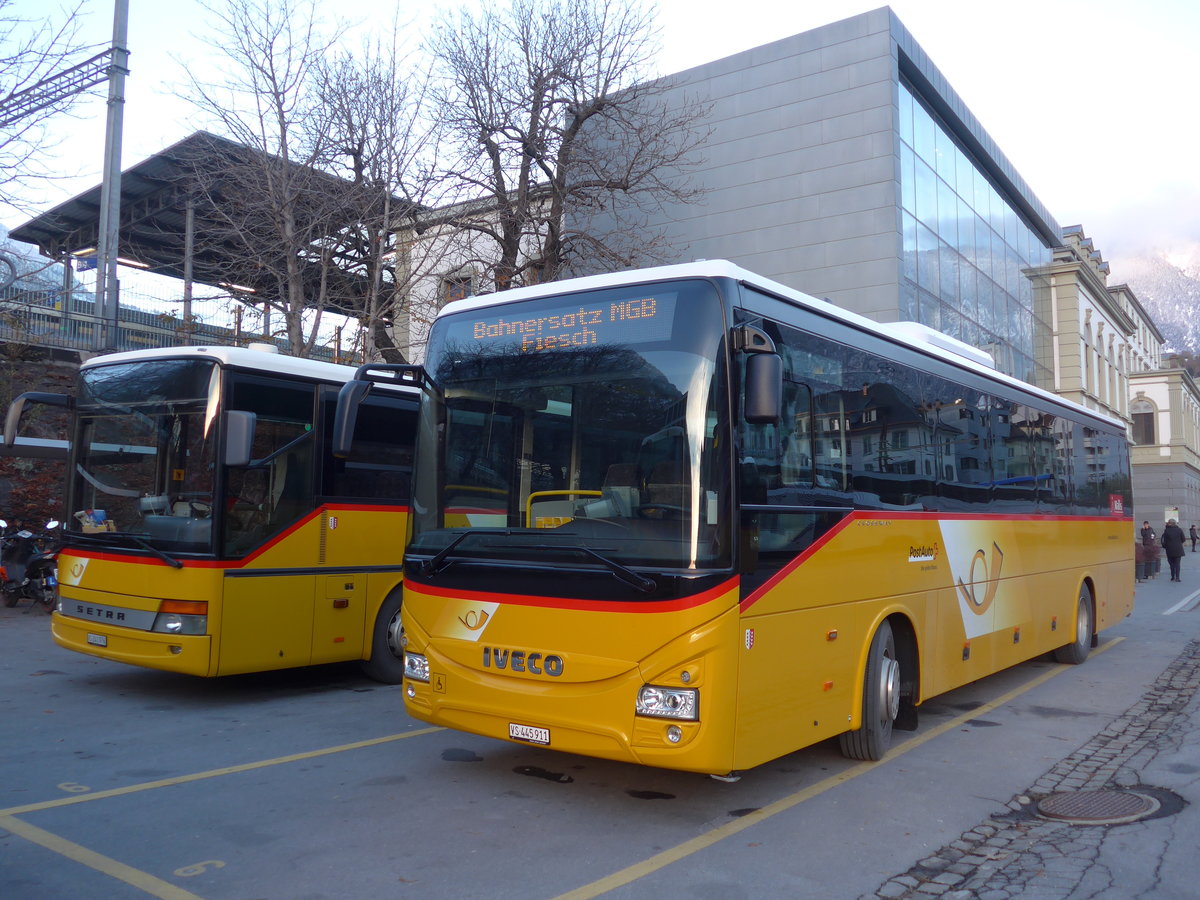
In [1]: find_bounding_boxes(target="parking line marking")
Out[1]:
[553,638,1123,900]
[0,814,204,900]
[0,727,443,817]
[1163,589,1200,615]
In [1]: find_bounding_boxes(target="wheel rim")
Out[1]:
[1075,595,1090,646]
[879,653,901,722]
[385,610,404,661]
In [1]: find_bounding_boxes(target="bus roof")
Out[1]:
[438,260,1127,433]
[81,344,418,395]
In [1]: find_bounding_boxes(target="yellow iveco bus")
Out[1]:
[338,260,1134,773]
[7,344,417,681]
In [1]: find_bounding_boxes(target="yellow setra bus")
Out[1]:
[7,344,417,681]
[340,260,1134,773]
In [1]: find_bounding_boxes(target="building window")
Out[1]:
[1131,398,1155,446]
[897,79,1051,384]
[442,275,472,305]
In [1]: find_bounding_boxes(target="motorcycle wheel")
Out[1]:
[2,590,18,608]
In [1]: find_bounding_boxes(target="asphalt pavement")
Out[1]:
[3,563,1199,899]
[861,564,1200,900]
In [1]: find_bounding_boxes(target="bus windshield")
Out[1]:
[411,278,731,573]
[70,358,220,554]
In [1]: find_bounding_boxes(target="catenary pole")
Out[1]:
[94,0,130,351]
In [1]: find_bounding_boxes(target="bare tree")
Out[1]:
[0,1,93,217]
[182,0,351,357]
[425,0,709,293]
[314,31,451,363]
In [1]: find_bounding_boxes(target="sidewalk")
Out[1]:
[861,571,1200,900]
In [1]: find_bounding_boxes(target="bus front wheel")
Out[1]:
[839,620,900,761]
[1053,586,1093,665]
[360,590,406,684]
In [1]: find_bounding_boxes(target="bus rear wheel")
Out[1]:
[839,620,900,761]
[360,590,406,684]
[1053,586,1093,665]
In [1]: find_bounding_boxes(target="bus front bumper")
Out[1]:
[52,611,213,677]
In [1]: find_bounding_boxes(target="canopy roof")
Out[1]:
[13,132,260,288]
[10,131,398,311]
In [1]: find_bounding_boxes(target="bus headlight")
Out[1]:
[404,652,430,683]
[636,684,698,721]
[150,600,208,635]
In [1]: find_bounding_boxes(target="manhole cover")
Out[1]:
[1037,790,1160,825]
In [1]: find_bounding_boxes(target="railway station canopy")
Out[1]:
[10,131,387,315]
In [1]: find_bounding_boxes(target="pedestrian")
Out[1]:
[1190,523,1197,552]
[1141,520,1156,546]
[1161,519,1186,582]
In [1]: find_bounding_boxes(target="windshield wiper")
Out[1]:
[419,529,496,576]
[418,533,656,593]
[67,530,184,569]
[509,543,657,593]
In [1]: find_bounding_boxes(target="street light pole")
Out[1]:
[94,0,130,352]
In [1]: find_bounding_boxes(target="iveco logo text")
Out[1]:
[482,647,564,676]
[908,544,939,562]
[75,604,125,621]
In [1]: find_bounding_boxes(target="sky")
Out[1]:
[6,0,1200,266]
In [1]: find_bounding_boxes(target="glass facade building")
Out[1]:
[897,80,1052,385]
[579,8,1066,391]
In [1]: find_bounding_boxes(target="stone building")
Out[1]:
[1026,225,1200,529]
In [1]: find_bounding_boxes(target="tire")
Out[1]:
[2,591,18,608]
[359,589,406,683]
[1053,586,1093,665]
[839,620,900,761]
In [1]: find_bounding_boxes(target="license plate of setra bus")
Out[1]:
[509,723,550,745]
[87,633,107,647]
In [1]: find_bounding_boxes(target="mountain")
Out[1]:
[1112,246,1200,355]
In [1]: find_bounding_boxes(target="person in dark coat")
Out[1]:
[1190,524,1198,552]
[1141,521,1156,545]
[1161,519,1186,582]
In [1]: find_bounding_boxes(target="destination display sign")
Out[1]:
[446,291,679,354]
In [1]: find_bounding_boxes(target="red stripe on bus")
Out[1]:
[61,503,410,569]
[738,509,1131,613]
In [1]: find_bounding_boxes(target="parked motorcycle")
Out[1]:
[0,519,60,612]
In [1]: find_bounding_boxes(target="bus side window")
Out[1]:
[223,376,315,556]
[779,381,814,489]
[321,394,415,502]
[738,373,813,499]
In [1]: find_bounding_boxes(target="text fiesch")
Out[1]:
[471,297,659,353]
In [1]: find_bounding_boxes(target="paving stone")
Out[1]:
[915,882,950,895]
[932,871,965,885]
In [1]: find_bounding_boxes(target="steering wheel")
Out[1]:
[180,495,213,518]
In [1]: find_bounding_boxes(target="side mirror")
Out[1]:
[4,391,72,448]
[224,410,256,467]
[333,380,373,458]
[744,352,782,424]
